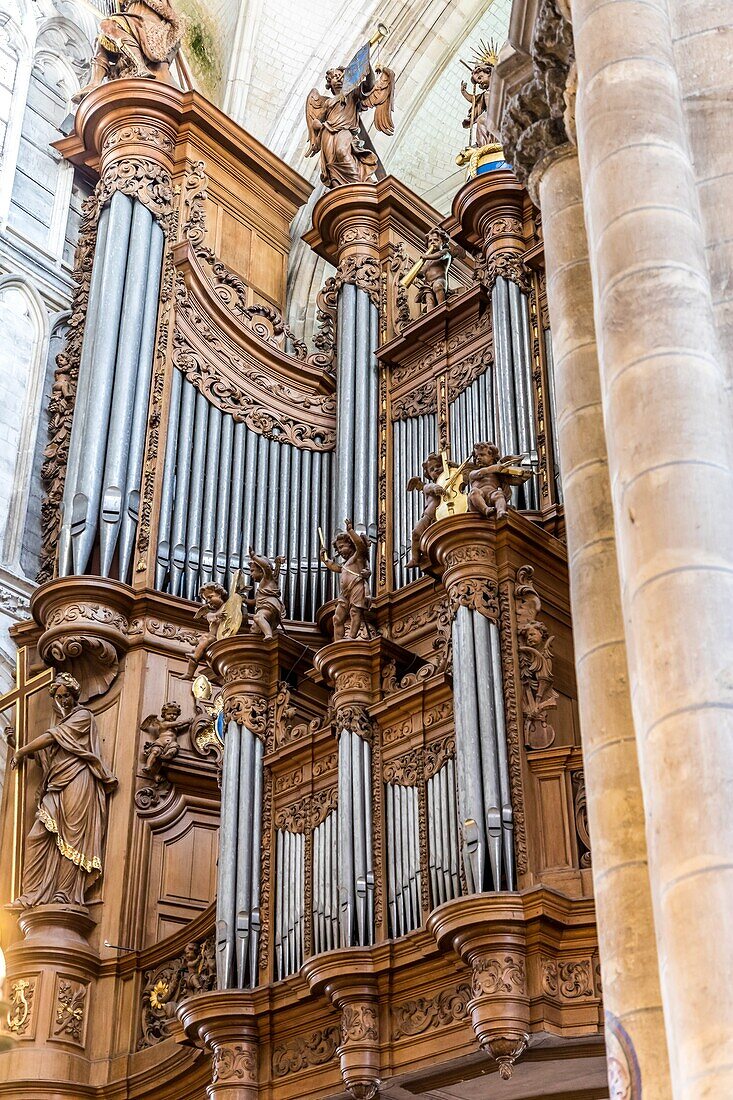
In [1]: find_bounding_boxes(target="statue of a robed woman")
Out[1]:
[11,673,117,908]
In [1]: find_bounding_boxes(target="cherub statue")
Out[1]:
[320,520,372,641]
[406,452,446,567]
[515,565,558,750]
[412,228,453,314]
[140,702,190,782]
[73,0,184,102]
[460,41,501,148]
[248,548,286,639]
[305,63,395,188]
[467,441,532,519]
[186,582,228,680]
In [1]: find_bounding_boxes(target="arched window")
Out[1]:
[7,21,90,260]
[0,278,49,570]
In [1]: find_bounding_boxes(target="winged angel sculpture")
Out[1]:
[305,63,395,188]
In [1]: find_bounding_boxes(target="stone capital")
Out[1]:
[500,0,575,203]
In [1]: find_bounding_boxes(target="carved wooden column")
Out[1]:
[0,907,99,1095]
[305,188,380,546]
[208,635,279,990]
[178,990,259,1099]
[314,638,382,948]
[303,949,380,1100]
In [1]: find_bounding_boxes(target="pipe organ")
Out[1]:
[3,80,602,1100]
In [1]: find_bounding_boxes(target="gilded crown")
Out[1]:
[472,37,501,69]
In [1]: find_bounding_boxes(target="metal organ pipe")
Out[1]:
[155,376,332,616]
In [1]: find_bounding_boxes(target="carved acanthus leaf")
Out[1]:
[138,935,216,1048]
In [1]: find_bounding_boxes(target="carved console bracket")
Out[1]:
[421,515,499,623]
[31,576,134,702]
[178,990,259,1099]
[302,950,381,1100]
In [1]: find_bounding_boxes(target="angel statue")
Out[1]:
[248,548,286,640]
[73,0,184,103]
[467,441,533,520]
[460,39,501,148]
[320,520,373,641]
[305,49,395,188]
[515,565,558,750]
[140,702,190,783]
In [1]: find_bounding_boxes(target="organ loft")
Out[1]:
[1,1,725,1097]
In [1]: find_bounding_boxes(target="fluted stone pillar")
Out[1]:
[572,0,733,1094]
[532,142,672,1098]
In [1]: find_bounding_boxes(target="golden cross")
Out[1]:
[0,647,53,902]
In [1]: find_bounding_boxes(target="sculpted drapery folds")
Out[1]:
[74,0,184,102]
[11,673,117,908]
[305,64,395,188]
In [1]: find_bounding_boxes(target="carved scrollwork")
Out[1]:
[446,349,494,403]
[471,954,526,997]
[389,243,413,334]
[43,635,119,702]
[498,582,528,875]
[225,694,268,737]
[275,787,338,833]
[54,979,87,1043]
[272,1026,340,1077]
[391,381,437,420]
[338,255,381,308]
[475,247,530,294]
[542,957,594,1000]
[334,703,374,743]
[391,982,470,1039]
[515,564,558,750]
[383,747,423,786]
[212,1044,257,1083]
[139,935,216,1048]
[102,124,175,155]
[448,577,499,621]
[97,157,175,223]
[341,1003,378,1044]
[423,735,456,780]
[572,769,591,867]
[7,977,35,1035]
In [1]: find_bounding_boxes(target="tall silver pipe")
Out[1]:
[275,828,284,978]
[58,203,111,574]
[472,611,503,889]
[169,379,196,596]
[386,785,397,933]
[235,726,255,986]
[99,201,154,577]
[298,447,312,620]
[426,775,438,907]
[241,428,262,567]
[265,439,280,559]
[214,414,234,585]
[70,192,134,574]
[544,329,563,501]
[309,448,322,618]
[249,736,263,982]
[334,284,357,524]
[447,757,460,899]
[452,606,486,893]
[439,763,451,902]
[276,442,291,609]
[367,303,379,540]
[362,736,374,938]
[117,219,165,584]
[352,291,370,534]
[216,722,240,988]
[200,404,222,584]
[338,726,354,946]
[351,730,366,945]
[330,805,339,947]
[286,445,301,616]
[490,619,515,889]
[227,421,246,576]
[155,365,182,590]
[184,390,210,599]
[319,451,330,607]
[393,419,403,588]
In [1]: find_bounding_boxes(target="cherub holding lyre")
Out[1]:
[406,452,446,567]
[320,520,372,641]
[467,441,532,519]
[186,582,228,679]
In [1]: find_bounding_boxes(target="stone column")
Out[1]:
[571,0,733,1094]
[500,4,673,1094]
[535,143,673,1098]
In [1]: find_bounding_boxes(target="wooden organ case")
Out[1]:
[0,79,606,1100]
